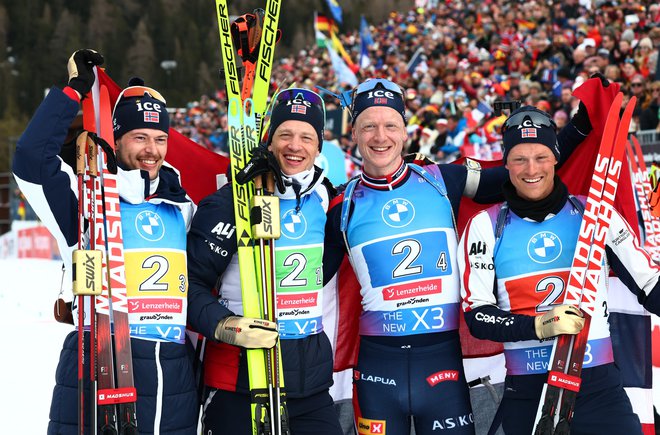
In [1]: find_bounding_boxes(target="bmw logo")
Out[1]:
[382,198,415,228]
[527,231,562,264]
[135,210,165,242]
[281,209,307,240]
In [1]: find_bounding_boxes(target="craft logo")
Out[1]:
[382,198,415,228]
[527,231,562,264]
[135,210,165,242]
[281,209,307,240]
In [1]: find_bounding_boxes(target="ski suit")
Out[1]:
[458,194,660,435]
[186,167,343,434]
[322,119,587,435]
[12,87,198,435]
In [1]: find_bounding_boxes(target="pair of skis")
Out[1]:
[533,93,636,434]
[73,76,138,434]
[626,135,660,263]
[215,1,288,434]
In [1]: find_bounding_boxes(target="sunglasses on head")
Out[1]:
[350,78,404,114]
[273,87,326,117]
[501,109,556,134]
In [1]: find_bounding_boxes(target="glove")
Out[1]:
[589,72,610,88]
[403,152,436,166]
[571,101,592,136]
[534,305,585,339]
[67,49,104,97]
[235,147,286,194]
[214,316,279,349]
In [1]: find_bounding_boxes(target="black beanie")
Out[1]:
[113,79,169,140]
[502,106,560,163]
[351,82,407,125]
[267,88,325,151]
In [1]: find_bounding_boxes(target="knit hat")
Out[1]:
[502,106,559,163]
[351,79,407,125]
[112,77,169,140]
[267,87,325,150]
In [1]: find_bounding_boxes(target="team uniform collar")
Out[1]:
[359,159,409,191]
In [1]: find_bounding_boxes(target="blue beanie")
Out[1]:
[502,106,559,163]
[267,89,325,151]
[351,83,407,125]
[112,81,169,140]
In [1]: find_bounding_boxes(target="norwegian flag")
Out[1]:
[144,111,160,123]
[291,104,307,114]
[521,127,537,138]
[374,97,388,104]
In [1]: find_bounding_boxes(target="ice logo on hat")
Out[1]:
[281,209,307,240]
[366,89,397,105]
[382,198,415,228]
[285,94,313,115]
[135,210,165,242]
[527,231,562,264]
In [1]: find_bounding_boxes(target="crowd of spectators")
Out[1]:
[171,0,660,166]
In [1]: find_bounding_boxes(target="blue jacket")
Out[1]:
[12,87,198,435]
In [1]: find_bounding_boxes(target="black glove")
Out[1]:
[572,101,592,136]
[67,49,104,97]
[403,152,436,166]
[235,147,286,194]
[589,72,610,88]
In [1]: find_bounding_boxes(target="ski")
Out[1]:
[215,1,286,433]
[533,93,635,434]
[627,136,660,262]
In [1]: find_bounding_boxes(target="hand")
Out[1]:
[589,72,610,88]
[67,49,104,98]
[534,305,585,339]
[571,101,592,136]
[214,316,278,349]
[235,147,285,193]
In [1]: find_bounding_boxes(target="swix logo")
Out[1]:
[426,370,459,387]
[357,417,386,434]
[84,253,97,292]
[261,199,273,234]
[211,221,235,240]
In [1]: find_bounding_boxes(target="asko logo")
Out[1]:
[357,417,386,434]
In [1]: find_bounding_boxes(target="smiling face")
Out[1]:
[115,128,168,180]
[352,106,407,178]
[505,142,558,201]
[268,120,320,175]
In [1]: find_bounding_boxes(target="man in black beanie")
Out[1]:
[186,87,343,435]
[458,104,660,435]
[13,48,237,434]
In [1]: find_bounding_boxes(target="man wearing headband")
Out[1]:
[458,105,660,434]
[323,79,599,434]
[13,49,201,433]
[186,87,343,434]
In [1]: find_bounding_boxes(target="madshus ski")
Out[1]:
[215,0,287,434]
[627,135,660,263]
[77,74,138,434]
[533,93,636,435]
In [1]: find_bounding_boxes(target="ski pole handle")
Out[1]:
[76,131,88,176]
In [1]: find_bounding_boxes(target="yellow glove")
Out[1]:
[534,305,585,339]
